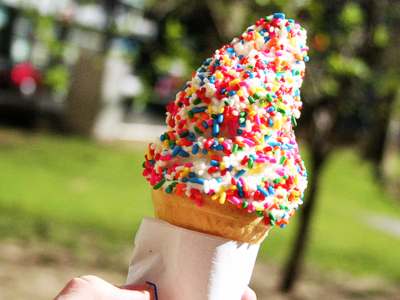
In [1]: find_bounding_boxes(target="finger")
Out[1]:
[54,275,153,300]
[242,286,257,300]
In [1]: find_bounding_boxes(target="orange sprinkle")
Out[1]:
[200,112,210,120]
[210,155,222,162]
[167,131,175,140]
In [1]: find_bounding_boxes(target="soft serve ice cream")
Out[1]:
[143,13,309,236]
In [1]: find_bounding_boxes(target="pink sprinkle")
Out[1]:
[150,170,156,186]
[266,85,271,91]
[185,163,194,167]
[239,81,250,90]
[247,203,255,212]
[256,158,267,163]
[222,141,231,150]
[242,138,255,146]
[275,51,283,56]
[227,195,241,205]
[194,197,203,207]
[255,115,261,126]
[270,158,277,164]
[276,169,285,176]
[207,119,213,127]
[289,139,296,145]
[160,154,172,161]
[220,66,228,72]
[264,202,270,209]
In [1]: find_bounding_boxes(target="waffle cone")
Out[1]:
[151,189,271,244]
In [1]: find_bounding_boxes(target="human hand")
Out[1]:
[54,275,257,300]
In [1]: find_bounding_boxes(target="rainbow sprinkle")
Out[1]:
[143,13,309,228]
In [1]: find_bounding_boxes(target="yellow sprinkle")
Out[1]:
[220,162,226,170]
[228,69,236,76]
[218,107,224,114]
[229,79,240,86]
[218,138,225,143]
[219,192,226,204]
[229,184,238,190]
[294,174,299,186]
[211,194,219,201]
[216,71,224,80]
[237,89,244,97]
[273,118,282,130]
[255,32,262,39]
[291,190,300,196]
[147,148,153,160]
[254,204,264,211]
[271,86,279,92]
[287,77,293,83]
[191,86,197,93]
[255,145,264,151]
[249,165,262,173]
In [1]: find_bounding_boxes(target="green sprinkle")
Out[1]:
[142,162,146,168]
[239,112,247,117]
[193,98,201,105]
[279,204,284,210]
[277,108,286,114]
[194,126,203,134]
[179,130,189,138]
[164,133,170,140]
[273,178,281,184]
[249,96,255,104]
[248,157,254,169]
[291,115,297,127]
[167,184,173,194]
[280,156,286,164]
[238,147,245,152]
[242,202,248,209]
[283,175,288,180]
[239,117,246,124]
[211,114,218,119]
[267,94,274,102]
[224,100,230,106]
[188,110,194,118]
[260,99,265,104]
[253,92,260,99]
[232,144,238,153]
[169,140,176,146]
[269,212,276,221]
[270,220,275,226]
[153,178,166,190]
[255,211,264,217]
[177,102,182,107]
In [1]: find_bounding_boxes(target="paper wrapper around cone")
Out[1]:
[151,189,271,244]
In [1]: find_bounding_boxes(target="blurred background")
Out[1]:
[0,0,399,299]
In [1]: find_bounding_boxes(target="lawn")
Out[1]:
[1,128,400,283]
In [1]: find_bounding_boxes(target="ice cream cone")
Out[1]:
[152,189,271,244]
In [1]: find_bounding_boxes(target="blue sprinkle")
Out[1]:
[212,121,220,137]
[217,114,224,124]
[220,88,226,94]
[216,145,224,151]
[171,145,182,157]
[239,191,245,198]
[216,178,222,183]
[228,90,236,96]
[267,186,275,195]
[149,161,154,165]
[189,132,195,138]
[238,55,244,60]
[160,134,165,141]
[264,36,271,43]
[203,61,210,66]
[189,177,205,185]
[202,121,209,129]
[192,144,200,154]
[257,186,269,197]
[239,122,246,128]
[249,73,254,79]
[199,75,205,80]
[235,170,246,179]
[249,154,257,160]
[304,56,309,62]
[228,165,233,171]
[280,224,286,228]
[237,129,243,134]
[170,144,175,150]
[268,119,274,127]
[268,142,282,147]
[286,25,291,32]
[192,107,207,113]
[209,77,215,84]
[273,13,285,20]
[288,19,295,23]
[179,150,190,157]
[210,160,220,167]
[189,172,196,178]
[182,177,188,182]
[264,134,272,141]
[226,47,234,52]
[202,149,208,154]
[237,181,243,190]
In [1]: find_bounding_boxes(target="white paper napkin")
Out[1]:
[127,216,260,300]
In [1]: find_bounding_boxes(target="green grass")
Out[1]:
[1,129,400,282]
[259,148,400,283]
